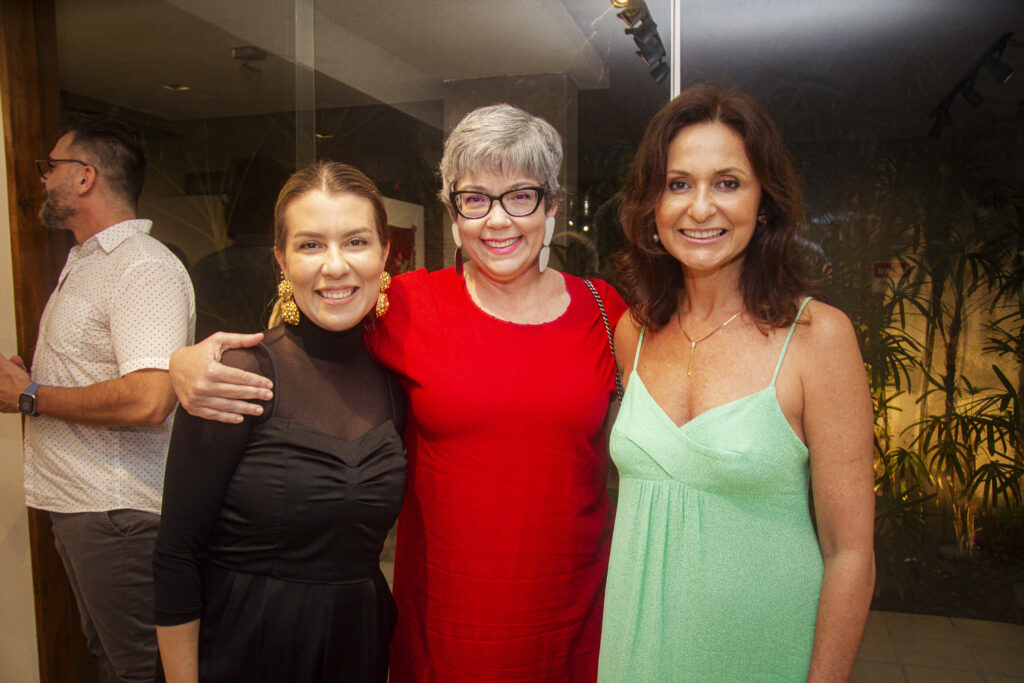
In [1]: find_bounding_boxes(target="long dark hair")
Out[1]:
[616,83,817,330]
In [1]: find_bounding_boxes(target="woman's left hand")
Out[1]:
[156,620,200,683]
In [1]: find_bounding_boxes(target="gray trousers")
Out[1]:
[50,509,160,683]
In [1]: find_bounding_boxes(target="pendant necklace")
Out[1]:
[679,309,743,376]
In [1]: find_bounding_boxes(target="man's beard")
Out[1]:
[38,188,77,230]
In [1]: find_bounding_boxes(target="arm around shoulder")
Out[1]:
[169,332,270,423]
[34,368,177,426]
[799,302,876,682]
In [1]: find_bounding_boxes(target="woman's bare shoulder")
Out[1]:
[793,299,864,376]
[800,300,856,343]
[613,311,643,373]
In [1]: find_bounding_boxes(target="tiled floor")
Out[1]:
[853,611,1024,682]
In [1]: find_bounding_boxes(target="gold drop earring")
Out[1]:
[375,271,391,318]
[278,278,300,325]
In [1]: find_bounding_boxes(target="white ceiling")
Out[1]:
[57,0,626,123]
[676,0,1024,139]
[55,0,1024,139]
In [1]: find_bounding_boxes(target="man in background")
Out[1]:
[0,114,194,682]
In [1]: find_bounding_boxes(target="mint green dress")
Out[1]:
[598,299,822,682]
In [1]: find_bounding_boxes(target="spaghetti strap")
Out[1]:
[770,297,813,386]
[633,327,647,372]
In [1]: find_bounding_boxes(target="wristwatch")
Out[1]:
[18,383,41,417]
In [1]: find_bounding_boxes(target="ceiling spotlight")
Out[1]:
[982,33,1014,84]
[615,4,647,27]
[162,84,191,92]
[231,46,267,62]
[985,53,1014,84]
[625,12,664,66]
[233,45,267,85]
[649,60,670,85]
[626,16,658,43]
[637,35,666,66]
[929,104,953,138]
[615,0,669,85]
[927,32,1014,137]
[959,80,984,107]
[239,61,262,84]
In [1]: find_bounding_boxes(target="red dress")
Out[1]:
[367,268,627,682]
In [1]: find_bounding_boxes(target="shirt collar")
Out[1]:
[84,219,154,254]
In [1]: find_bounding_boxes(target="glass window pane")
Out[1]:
[679,0,1024,626]
[55,0,675,328]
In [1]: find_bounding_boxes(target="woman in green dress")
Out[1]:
[599,83,875,682]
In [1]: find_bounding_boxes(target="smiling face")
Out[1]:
[655,121,762,280]
[275,190,389,332]
[453,168,556,285]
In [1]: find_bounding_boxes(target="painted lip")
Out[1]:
[315,286,358,304]
[679,227,727,241]
[481,235,523,254]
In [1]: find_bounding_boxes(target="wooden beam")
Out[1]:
[0,1,93,681]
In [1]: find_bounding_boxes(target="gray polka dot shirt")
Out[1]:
[23,219,196,514]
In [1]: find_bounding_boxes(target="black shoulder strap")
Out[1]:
[583,279,624,402]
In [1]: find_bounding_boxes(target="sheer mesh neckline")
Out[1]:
[284,313,366,360]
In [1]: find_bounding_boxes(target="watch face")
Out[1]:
[18,393,35,415]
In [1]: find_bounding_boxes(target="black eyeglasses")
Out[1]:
[35,158,93,179]
[449,186,545,219]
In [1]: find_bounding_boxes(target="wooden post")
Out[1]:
[0,1,93,680]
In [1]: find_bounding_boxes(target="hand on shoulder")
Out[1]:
[169,332,270,423]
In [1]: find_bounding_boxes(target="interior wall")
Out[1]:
[0,86,42,683]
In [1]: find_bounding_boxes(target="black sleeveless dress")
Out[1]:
[154,318,406,682]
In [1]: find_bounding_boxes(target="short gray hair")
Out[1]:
[439,104,562,209]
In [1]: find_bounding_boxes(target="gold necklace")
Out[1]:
[679,309,743,376]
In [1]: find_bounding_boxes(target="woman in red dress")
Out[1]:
[169,104,626,682]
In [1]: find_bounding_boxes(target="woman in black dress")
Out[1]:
[153,162,405,682]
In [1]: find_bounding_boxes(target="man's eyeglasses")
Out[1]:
[35,158,93,179]
[449,186,545,219]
